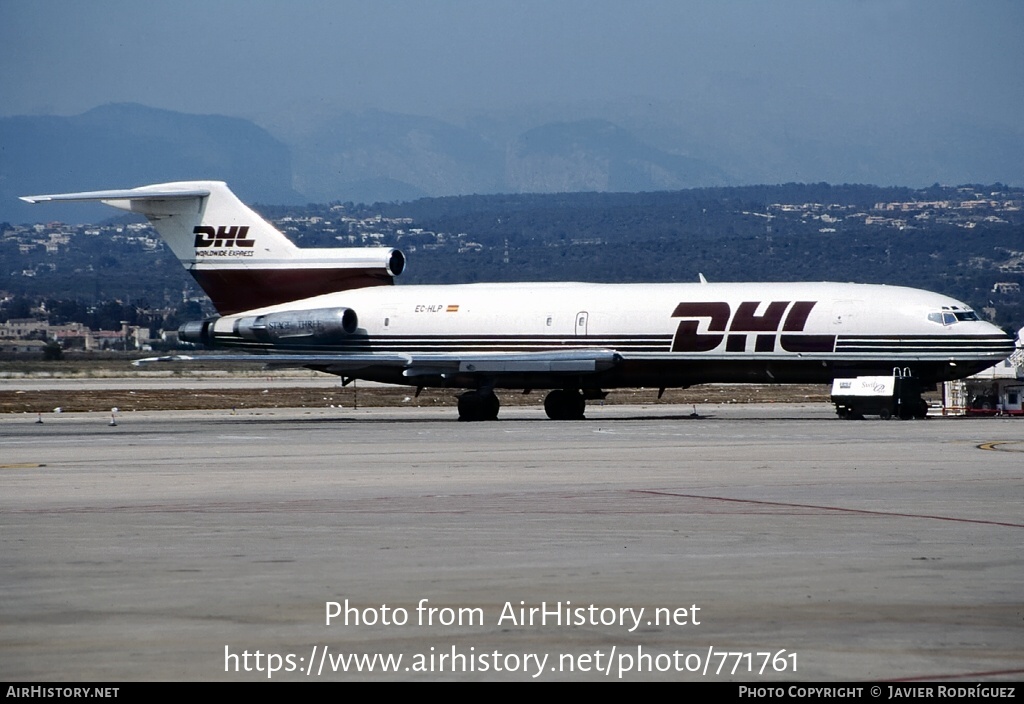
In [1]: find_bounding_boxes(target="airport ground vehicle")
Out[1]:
[831,370,928,420]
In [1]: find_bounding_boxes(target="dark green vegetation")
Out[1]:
[3,183,1022,332]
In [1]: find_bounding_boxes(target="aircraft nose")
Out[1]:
[986,323,1018,358]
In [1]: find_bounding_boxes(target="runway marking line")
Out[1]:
[634,490,1024,529]
[977,440,1024,453]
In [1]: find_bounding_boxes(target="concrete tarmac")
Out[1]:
[1,404,1021,681]
[0,371,344,392]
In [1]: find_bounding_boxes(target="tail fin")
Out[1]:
[21,181,405,315]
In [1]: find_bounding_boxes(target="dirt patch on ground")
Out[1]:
[1,384,831,414]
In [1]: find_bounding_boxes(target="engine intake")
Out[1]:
[388,249,406,277]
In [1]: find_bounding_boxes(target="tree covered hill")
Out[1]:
[3,183,1022,331]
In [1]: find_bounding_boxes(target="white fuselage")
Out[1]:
[205,280,1013,389]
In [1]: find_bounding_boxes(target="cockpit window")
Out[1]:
[928,309,979,325]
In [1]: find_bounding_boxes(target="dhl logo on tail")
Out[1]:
[193,226,255,248]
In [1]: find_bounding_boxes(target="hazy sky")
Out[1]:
[2,0,1022,130]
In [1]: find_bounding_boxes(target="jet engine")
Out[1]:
[180,307,359,346]
[234,307,358,344]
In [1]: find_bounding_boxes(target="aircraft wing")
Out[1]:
[135,349,622,379]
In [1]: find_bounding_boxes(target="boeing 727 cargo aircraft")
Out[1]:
[21,181,1015,421]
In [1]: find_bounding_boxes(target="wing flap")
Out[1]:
[402,349,620,376]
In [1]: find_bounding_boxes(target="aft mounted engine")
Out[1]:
[179,307,359,347]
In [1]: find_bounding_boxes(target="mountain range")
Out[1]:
[2,101,1022,223]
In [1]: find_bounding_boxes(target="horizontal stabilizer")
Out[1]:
[20,186,210,204]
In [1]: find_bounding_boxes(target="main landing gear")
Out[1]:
[456,388,593,421]
[543,389,587,420]
[457,389,500,422]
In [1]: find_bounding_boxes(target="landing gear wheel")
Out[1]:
[458,390,500,422]
[544,389,586,420]
[482,392,500,420]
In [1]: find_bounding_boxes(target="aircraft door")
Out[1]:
[575,311,589,337]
